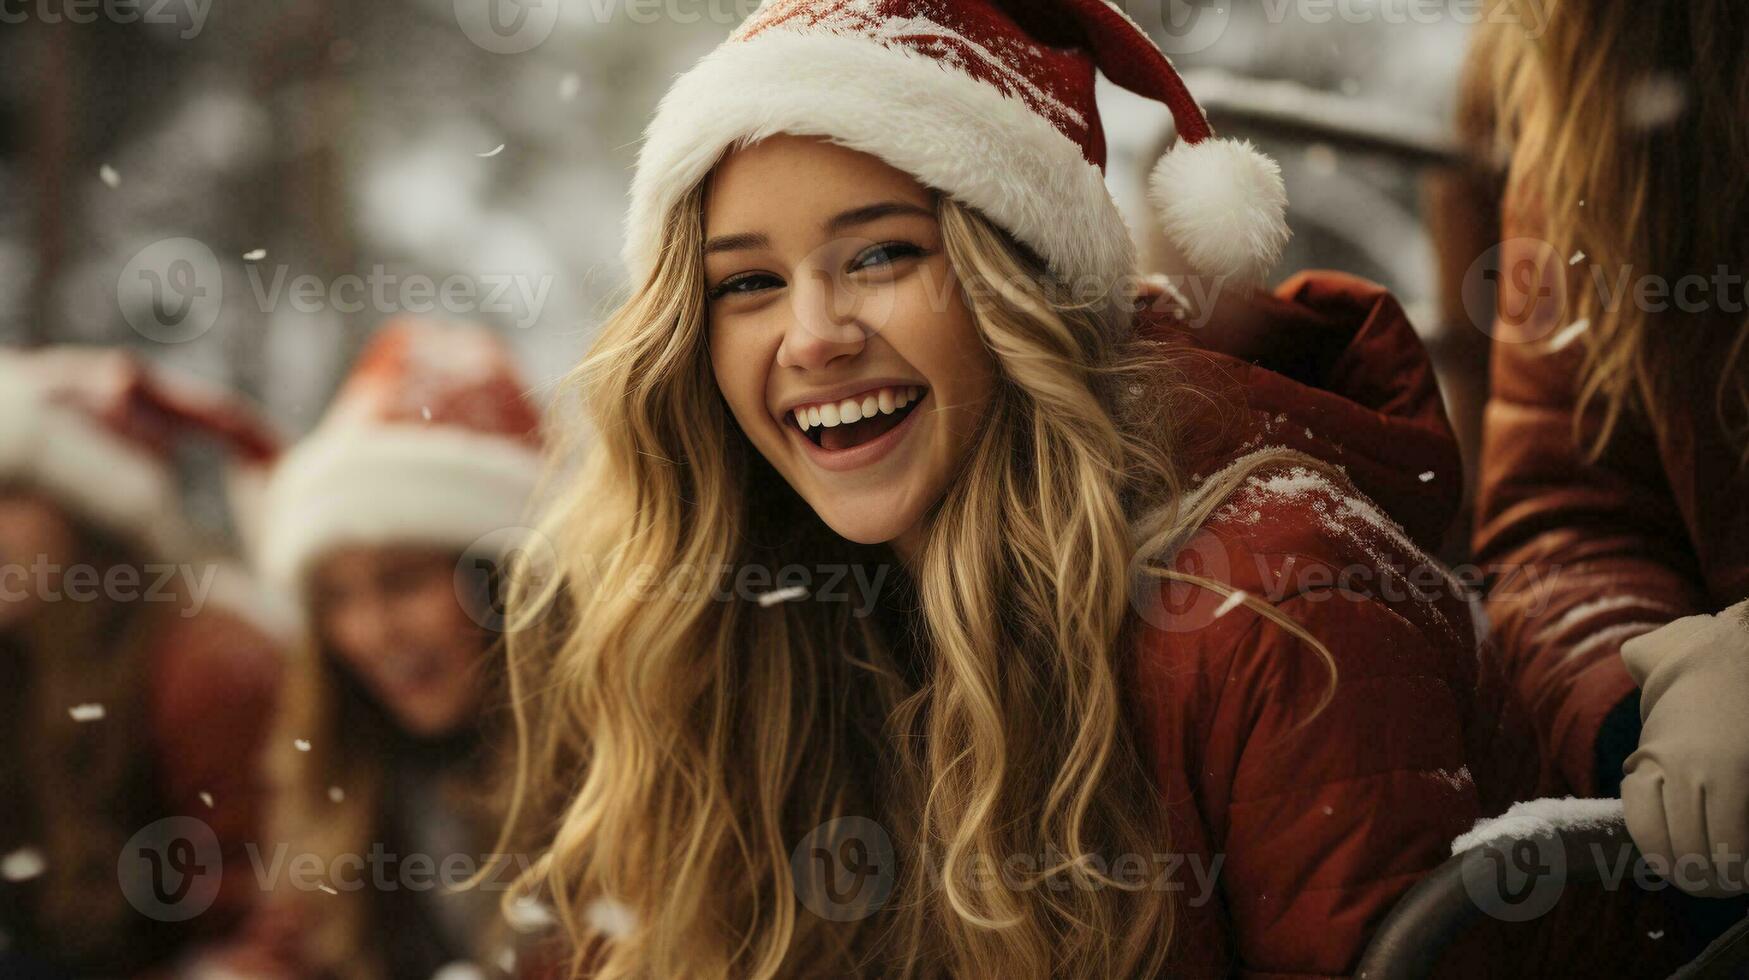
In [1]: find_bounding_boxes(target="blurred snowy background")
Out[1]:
[0,0,1492,543]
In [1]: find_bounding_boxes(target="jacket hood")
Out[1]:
[1140,270,1462,553]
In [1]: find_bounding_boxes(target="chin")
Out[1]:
[395,704,470,740]
[812,497,923,546]
[822,517,907,545]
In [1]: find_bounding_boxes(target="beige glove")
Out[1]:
[1620,598,1749,897]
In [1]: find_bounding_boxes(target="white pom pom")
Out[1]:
[1148,138,1289,287]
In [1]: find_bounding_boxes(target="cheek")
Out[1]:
[318,607,366,663]
[709,320,777,436]
[886,273,997,413]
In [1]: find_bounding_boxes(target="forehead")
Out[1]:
[703,134,933,231]
[313,544,455,583]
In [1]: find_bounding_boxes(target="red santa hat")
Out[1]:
[625,0,1289,294]
[257,318,544,594]
[0,346,280,555]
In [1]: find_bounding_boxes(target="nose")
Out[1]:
[331,592,396,666]
[776,266,868,372]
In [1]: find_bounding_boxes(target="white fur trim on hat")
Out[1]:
[624,28,1136,298]
[1148,138,1290,287]
[257,424,541,594]
[0,365,186,554]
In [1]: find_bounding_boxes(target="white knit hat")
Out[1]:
[257,318,543,594]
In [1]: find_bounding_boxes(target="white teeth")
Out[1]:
[792,385,927,434]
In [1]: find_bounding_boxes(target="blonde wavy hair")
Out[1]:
[501,181,1327,978]
[1475,0,1749,466]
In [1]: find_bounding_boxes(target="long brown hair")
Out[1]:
[1478,0,1749,465]
[0,507,168,972]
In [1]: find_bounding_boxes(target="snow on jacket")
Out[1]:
[1128,271,1502,978]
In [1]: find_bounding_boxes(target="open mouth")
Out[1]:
[789,384,927,452]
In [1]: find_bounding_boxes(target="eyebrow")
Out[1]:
[824,200,935,232]
[701,200,935,256]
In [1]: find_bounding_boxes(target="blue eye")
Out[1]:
[850,241,924,271]
[708,272,782,300]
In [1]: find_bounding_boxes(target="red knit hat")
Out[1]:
[0,346,279,554]
[258,318,543,593]
[625,0,1289,293]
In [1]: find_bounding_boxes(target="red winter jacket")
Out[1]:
[148,586,286,941]
[1471,227,1749,798]
[1,578,283,976]
[1130,272,1500,978]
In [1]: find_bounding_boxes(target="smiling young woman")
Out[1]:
[237,319,544,978]
[502,3,1496,978]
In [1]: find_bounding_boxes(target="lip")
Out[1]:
[774,377,927,418]
[785,389,928,473]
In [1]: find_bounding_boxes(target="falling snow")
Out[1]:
[757,585,808,607]
[586,896,637,938]
[69,703,105,722]
[1213,589,1249,619]
[1547,318,1590,353]
[1625,73,1687,132]
[2,848,46,882]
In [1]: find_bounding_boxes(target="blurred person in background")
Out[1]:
[217,318,543,979]
[0,347,284,977]
[1467,0,1749,906]
[498,2,1517,976]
